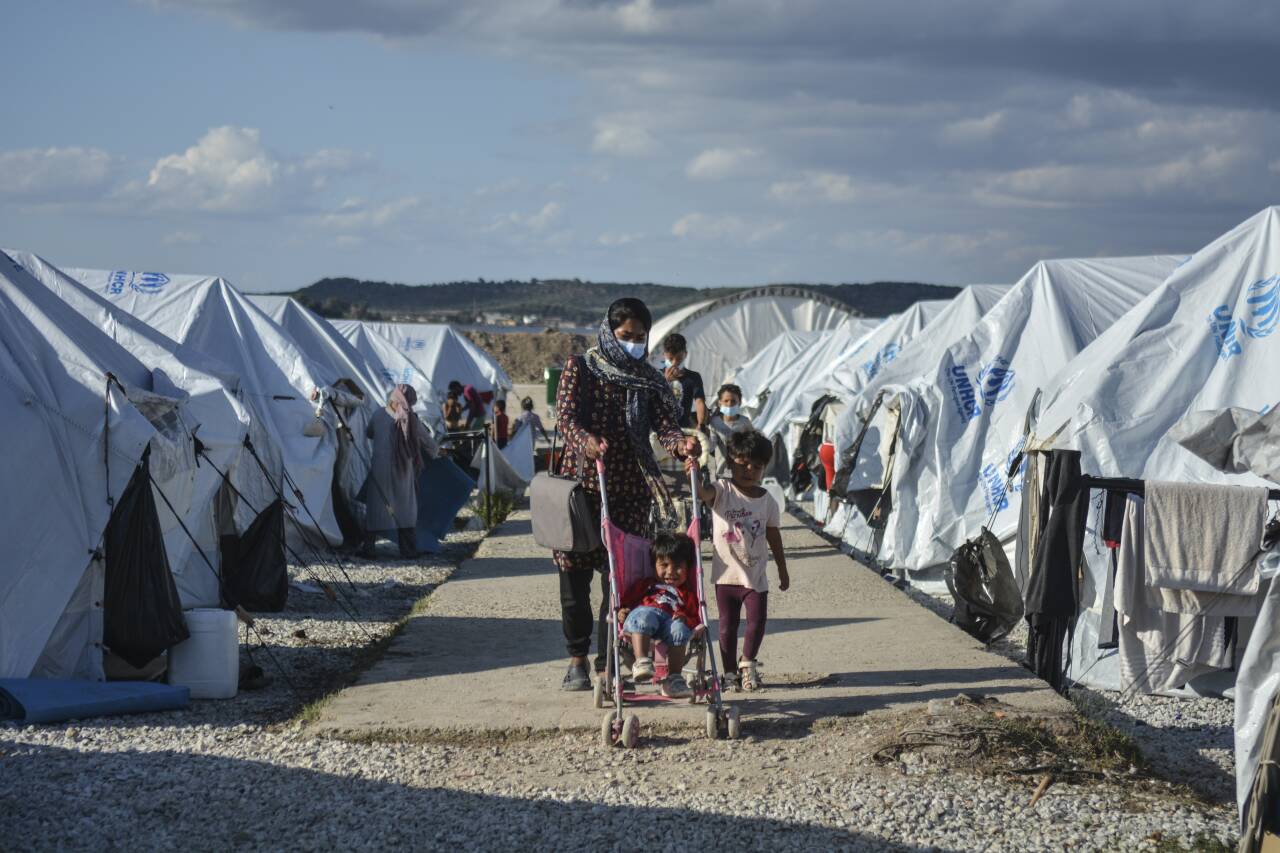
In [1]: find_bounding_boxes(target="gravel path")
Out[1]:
[0,510,1239,852]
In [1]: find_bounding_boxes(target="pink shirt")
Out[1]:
[710,480,780,592]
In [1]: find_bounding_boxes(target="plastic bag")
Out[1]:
[946,527,1023,643]
[219,498,288,612]
[104,449,190,669]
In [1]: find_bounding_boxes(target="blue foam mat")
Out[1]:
[0,678,190,724]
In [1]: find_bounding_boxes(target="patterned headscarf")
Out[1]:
[582,316,683,525]
[389,384,424,476]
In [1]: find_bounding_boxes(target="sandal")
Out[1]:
[740,659,762,691]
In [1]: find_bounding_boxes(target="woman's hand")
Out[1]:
[584,435,609,460]
[681,435,701,460]
[309,388,321,402]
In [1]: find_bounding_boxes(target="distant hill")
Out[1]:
[291,277,961,325]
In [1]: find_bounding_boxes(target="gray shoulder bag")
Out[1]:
[530,374,603,553]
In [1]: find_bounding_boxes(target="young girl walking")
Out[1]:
[688,428,789,690]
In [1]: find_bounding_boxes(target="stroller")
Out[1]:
[593,458,741,748]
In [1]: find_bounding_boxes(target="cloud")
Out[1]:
[162,230,206,246]
[126,126,370,214]
[941,111,1005,144]
[685,147,760,180]
[315,195,424,230]
[592,114,657,157]
[833,227,1014,258]
[597,231,642,246]
[0,147,117,200]
[487,201,564,233]
[768,171,857,204]
[671,212,785,244]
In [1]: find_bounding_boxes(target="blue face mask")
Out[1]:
[722,404,742,417]
[662,358,674,369]
[619,339,647,360]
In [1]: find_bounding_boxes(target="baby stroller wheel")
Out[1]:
[725,706,742,740]
[705,708,721,740]
[593,676,607,709]
[601,712,618,747]
[621,714,640,749]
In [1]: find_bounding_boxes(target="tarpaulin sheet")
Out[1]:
[416,456,476,551]
[0,678,189,724]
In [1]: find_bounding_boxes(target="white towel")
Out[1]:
[1144,481,1269,598]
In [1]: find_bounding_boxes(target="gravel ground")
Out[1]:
[0,507,1239,852]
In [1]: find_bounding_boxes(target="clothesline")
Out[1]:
[1080,474,1280,501]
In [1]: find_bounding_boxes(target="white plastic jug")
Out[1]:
[169,608,239,699]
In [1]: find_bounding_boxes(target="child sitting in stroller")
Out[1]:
[616,531,705,698]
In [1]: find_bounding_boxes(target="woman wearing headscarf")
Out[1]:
[554,298,700,690]
[363,383,440,558]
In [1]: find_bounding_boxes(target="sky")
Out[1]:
[3,1,1279,292]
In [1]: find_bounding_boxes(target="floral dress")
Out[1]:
[553,355,686,572]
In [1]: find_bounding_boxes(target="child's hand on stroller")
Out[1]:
[692,624,707,638]
[584,435,608,460]
[683,455,698,473]
[617,608,630,624]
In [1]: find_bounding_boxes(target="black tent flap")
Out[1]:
[104,451,190,669]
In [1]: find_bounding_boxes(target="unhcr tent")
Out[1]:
[0,255,193,679]
[828,285,1011,550]
[727,330,824,409]
[332,321,510,403]
[756,301,948,441]
[66,267,342,544]
[248,296,400,409]
[647,286,861,392]
[848,256,1180,581]
[751,316,883,443]
[9,251,262,611]
[1017,208,1280,694]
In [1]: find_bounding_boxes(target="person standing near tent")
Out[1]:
[449,380,490,429]
[662,333,707,431]
[555,298,701,691]
[362,384,440,559]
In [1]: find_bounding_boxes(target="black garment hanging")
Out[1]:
[1023,450,1089,694]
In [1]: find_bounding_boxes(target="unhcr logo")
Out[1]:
[862,342,900,381]
[979,462,1009,514]
[947,355,1015,422]
[1209,274,1278,360]
[106,271,170,296]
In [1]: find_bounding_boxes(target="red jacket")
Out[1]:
[621,578,701,628]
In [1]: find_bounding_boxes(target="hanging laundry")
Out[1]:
[1114,495,1233,694]
[1144,481,1270,601]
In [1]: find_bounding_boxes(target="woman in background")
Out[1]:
[363,384,439,559]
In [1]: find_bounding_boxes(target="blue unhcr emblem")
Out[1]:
[106,270,169,295]
[1244,275,1279,339]
[976,356,1015,407]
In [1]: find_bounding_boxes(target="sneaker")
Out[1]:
[631,657,655,683]
[661,674,692,698]
[740,659,762,692]
[560,661,591,691]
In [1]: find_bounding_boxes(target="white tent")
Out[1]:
[247,296,399,408]
[727,330,824,409]
[9,251,261,611]
[1018,208,1280,697]
[66,267,342,544]
[332,321,510,403]
[862,256,1180,580]
[646,286,861,392]
[751,316,883,442]
[756,301,949,440]
[0,254,192,679]
[828,285,1011,551]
